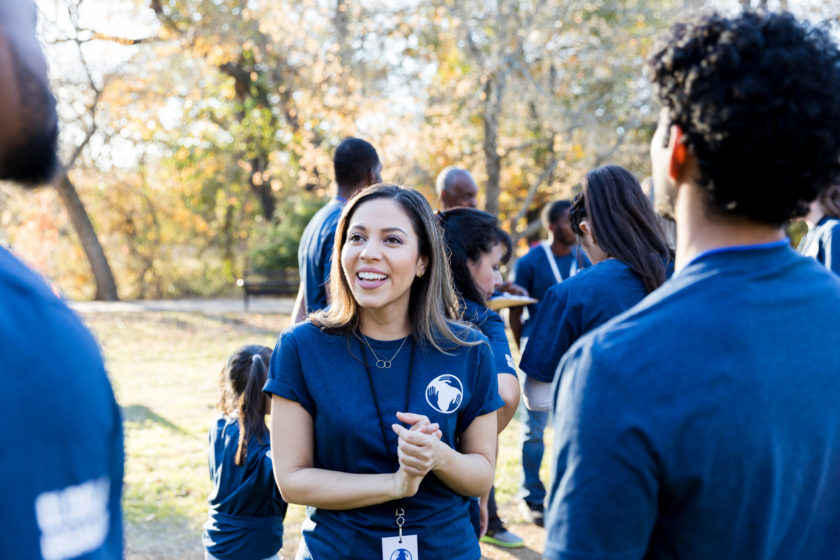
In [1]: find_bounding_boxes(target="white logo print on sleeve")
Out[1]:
[425,375,464,413]
[35,477,110,560]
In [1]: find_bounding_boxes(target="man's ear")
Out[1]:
[668,125,688,182]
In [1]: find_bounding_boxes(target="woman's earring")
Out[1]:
[417,270,424,278]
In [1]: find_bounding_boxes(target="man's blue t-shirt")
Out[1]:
[520,259,648,383]
[203,416,286,559]
[298,198,344,313]
[264,322,504,559]
[0,247,123,560]
[797,215,840,275]
[545,243,840,560]
[461,299,517,377]
[512,243,589,341]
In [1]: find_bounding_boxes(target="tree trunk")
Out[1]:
[483,75,504,216]
[53,171,119,301]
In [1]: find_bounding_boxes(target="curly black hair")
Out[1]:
[647,11,840,225]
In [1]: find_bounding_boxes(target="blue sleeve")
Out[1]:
[825,223,840,275]
[512,254,535,293]
[519,283,581,383]
[263,328,316,416]
[458,341,505,435]
[481,309,517,377]
[544,340,658,560]
[317,233,336,304]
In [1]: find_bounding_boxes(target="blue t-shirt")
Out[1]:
[545,242,840,560]
[519,259,649,383]
[203,415,286,559]
[512,243,589,341]
[461,299,517,377]
[0,247,123,560]
[797,215,840,275]
[264,322,504,559]
[298,198,345,313]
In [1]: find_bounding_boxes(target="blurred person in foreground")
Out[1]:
[0,1,124,558]
[545,11,840,560]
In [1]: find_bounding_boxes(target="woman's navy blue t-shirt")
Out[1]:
[264,321,504,559]
[202,415,286,559]
[520,258,649,383]
[461,298,517,377]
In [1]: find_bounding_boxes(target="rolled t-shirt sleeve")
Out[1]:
[473,305,517,378]
[520,283,580,383]
[458,341,505,434]
[263,329,316,416]
[545,339,659,560]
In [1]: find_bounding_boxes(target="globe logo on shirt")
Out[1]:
[425,374,464,414]
[390,550,412,560]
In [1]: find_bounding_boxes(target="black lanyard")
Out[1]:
[358,335,416,470]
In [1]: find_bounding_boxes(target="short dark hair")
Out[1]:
[0,43,58,185]
[647,11,840,225]
[333,137,379,187]
[438,208,512,306]
[541,200,572,229]
[570,165,672,293]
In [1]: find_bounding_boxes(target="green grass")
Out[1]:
[80,309,550,557]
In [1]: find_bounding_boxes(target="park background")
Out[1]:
[2,0,829,557]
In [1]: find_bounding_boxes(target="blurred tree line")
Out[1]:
[0,0,810,300]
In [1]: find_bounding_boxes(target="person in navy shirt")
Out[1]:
[291,137,382,322]
[203,345,286,560]
[266,185,502,559]
[509,200,585,346]
[507,199,588,527]
[545,12,840,559]
[439,208,523,547]
[521,165,672,405]
[798,184,840,275]
[0,2,124,559]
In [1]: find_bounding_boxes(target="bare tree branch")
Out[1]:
[510,157,562,227]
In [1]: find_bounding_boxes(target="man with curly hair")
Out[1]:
[545,11,840,559]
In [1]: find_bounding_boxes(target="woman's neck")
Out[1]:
[358,307,412,340]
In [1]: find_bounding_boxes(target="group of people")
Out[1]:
[5,1,840,559]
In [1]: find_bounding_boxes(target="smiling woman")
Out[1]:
[263,184,504,559]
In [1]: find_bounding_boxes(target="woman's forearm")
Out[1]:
[274,466,417,510]
[432,445,495,497]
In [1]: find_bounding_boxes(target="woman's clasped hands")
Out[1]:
[391,411,444,497]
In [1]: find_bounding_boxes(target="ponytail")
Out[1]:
[235,353,269,466]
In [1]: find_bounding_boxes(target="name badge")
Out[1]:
[382,534,418,560]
